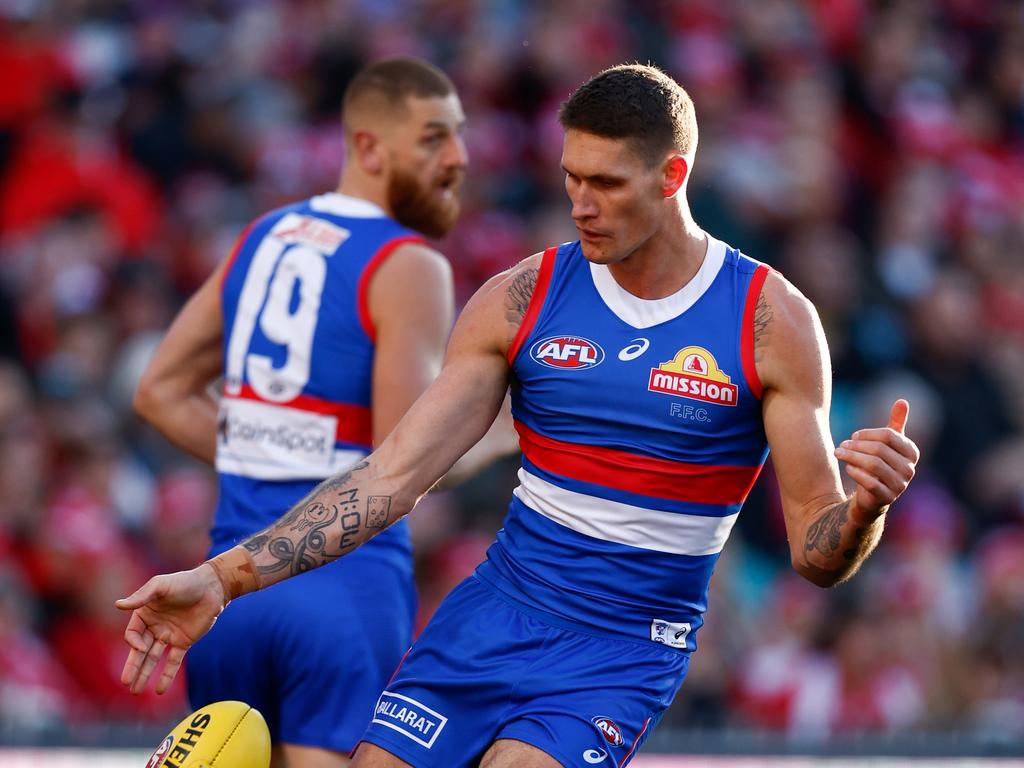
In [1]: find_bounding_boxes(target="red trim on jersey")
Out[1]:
[357,235,427,343]
[226,384,372,447]
[741,265,771,400]
[506,247,557,365]
[219,218,262,294]
[385,648,412,689]
[619,717,651,767]
[515,421,761,505]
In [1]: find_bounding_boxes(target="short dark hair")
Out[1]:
[558,64,698,166]
[343,57,455,122]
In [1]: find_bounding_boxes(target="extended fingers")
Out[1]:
[131,639,168,694]
[121,620,153,687]
[156,646,187,695]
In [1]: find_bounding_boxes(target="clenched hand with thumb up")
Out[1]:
[834,399,920,518]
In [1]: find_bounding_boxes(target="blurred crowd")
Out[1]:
[1,0,1023,748]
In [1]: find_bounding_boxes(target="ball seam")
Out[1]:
[210,707,252,766]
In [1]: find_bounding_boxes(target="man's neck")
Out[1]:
[606,212,707,300]
[336,175,390,216]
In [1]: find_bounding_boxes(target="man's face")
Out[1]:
[561,129,666,265]
[384,94,468,239]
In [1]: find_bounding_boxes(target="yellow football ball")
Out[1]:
[145,700,271,768]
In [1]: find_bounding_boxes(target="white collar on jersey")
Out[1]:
[309,192,388,218]
[588,234,727,329]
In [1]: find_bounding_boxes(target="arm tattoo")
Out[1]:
[805,500,851,558]
[242,460,378,578]
[752,291,772,360]
[504,267,539,340]
[366,495,392,528]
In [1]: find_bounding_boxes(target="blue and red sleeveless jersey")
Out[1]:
[212,192,422,559]
[475,236,771,650]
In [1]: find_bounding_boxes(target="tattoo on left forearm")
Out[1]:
[242,460,379,578]
[805,500,849,557]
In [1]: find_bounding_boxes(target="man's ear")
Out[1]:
[663,155,688,198]
[351,130,385,175]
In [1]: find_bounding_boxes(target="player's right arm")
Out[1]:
[132,258,231,465]
[116,255,542,694]
[756,271,918,588]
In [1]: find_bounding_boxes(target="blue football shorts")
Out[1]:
[186,551,415,752]
[359,576,689,767]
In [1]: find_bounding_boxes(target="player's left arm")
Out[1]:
[133,258,230,465]
[756,271,920,588]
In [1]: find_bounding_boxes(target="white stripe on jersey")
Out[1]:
[216,448,367,481]
[512,468,739,556]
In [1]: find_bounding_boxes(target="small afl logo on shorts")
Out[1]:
[591,716,625,747]
[145,735,173,768]
[530,335,604,370]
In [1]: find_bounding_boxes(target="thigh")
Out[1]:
[351,742,413,768]
[479,740,561,768]
[358,578,539,767]
[188,557,415,753]
[273,743,350,768]
[496,625,689,768]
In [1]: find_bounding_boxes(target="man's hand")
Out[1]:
[835,399,920,518]
[115,564,228,695]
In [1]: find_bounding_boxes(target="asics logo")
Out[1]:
[583,749,607,764]
[618,338,650,361]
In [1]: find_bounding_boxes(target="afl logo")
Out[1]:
[530,335,604,370]
[145,736,173,768]
[591,716,625,747]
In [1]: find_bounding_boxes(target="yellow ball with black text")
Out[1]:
[145,700,271,768]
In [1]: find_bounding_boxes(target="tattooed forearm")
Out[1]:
[752,291,772,359]
[241,459,396,581]
[504,267,539,340]
[800,496,886,587]
[805,500,848,557]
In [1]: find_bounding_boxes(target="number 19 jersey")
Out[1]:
[214,191,421,559]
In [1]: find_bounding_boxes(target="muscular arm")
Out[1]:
[117,256,542,694]
[368,243,520,488]
[133,259,230,464]
[222,256,541,588]
[756,273,916,587]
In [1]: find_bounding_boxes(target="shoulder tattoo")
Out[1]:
[753,290,773,360]
[504,267,539,338]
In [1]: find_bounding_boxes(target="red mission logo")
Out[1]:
[648,345,738,406]
[530,335,605,370]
